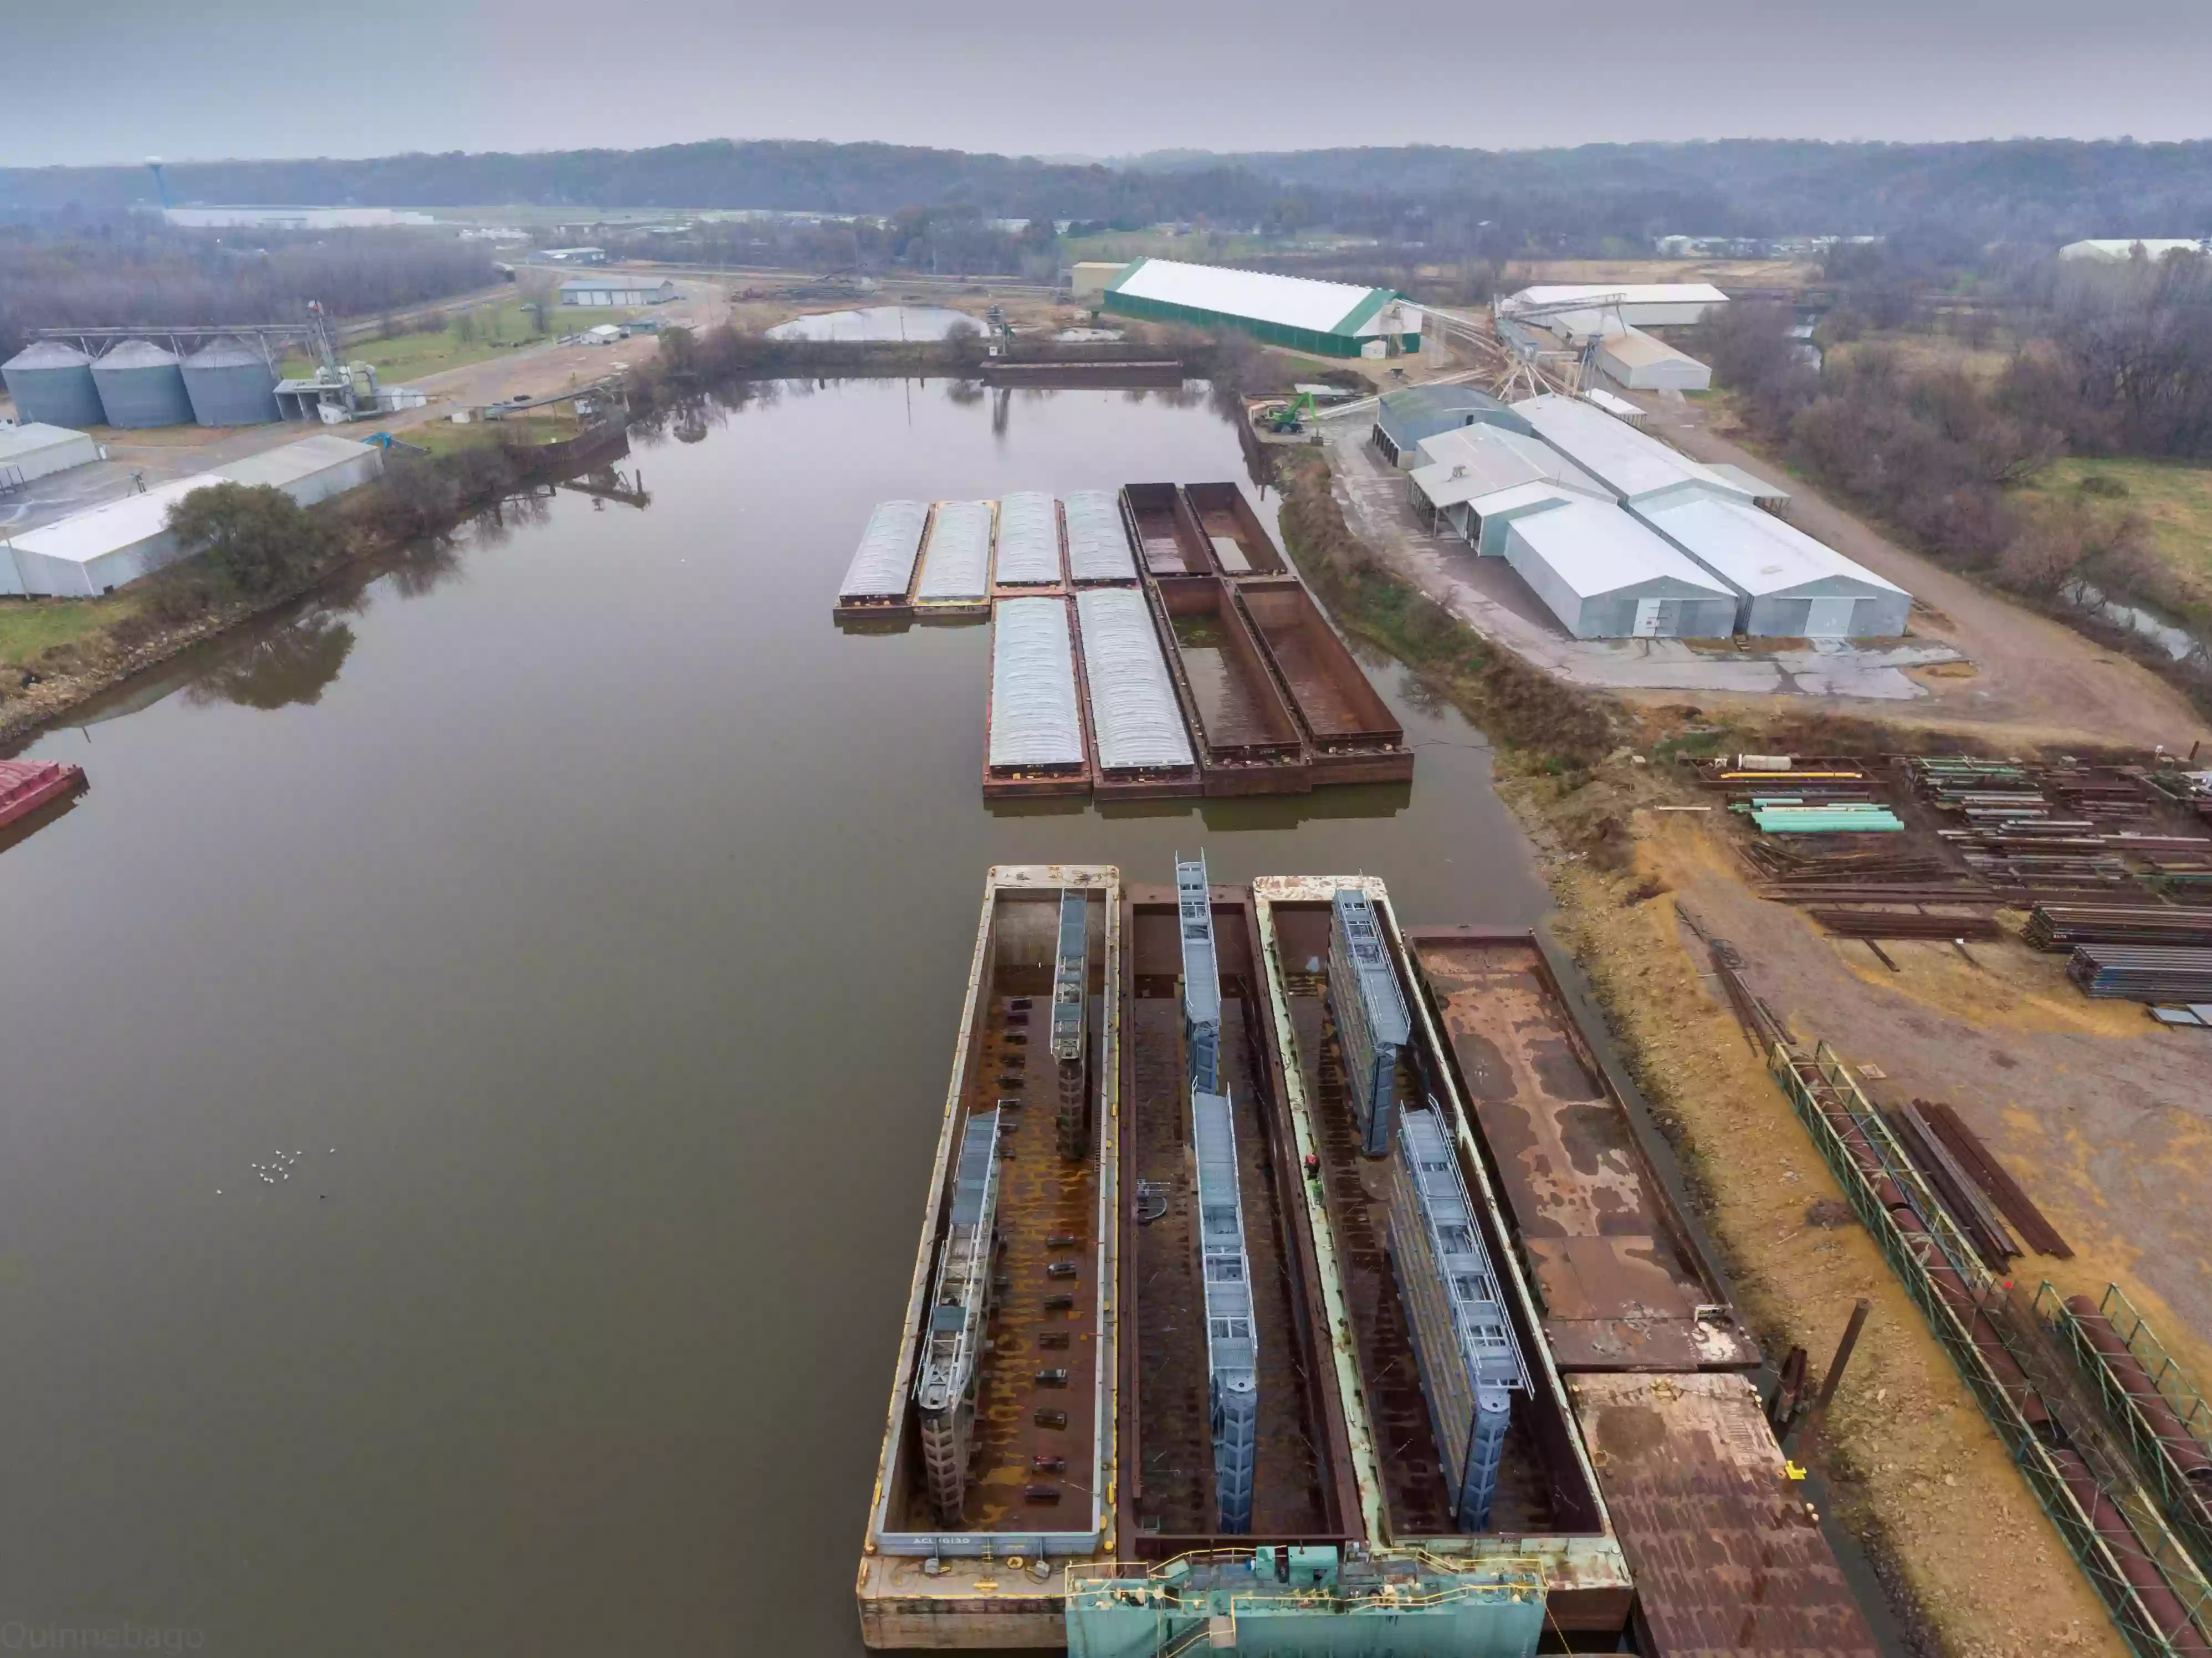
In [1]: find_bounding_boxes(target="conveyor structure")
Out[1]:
[914,1107,1003,1522]
[1194,1088,1259,1533]
[1328,888,1410,1156]
[1176,853,1221,1095]
[1390,1105,1530,1529]
[1053,891,1091,1158]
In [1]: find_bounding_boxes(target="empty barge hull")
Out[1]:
[1236,579,1413,786]
[1149,575,1310,796]
[1248,876,1633,1635]
[1120,483,1210,577]
[1118,881,1360,1556]
[985,597,1094,800]
[1405,928,1756,1372]
[859,866,1121,1649]
[1182,482,1288,577]
[1569,1372,1879,1657]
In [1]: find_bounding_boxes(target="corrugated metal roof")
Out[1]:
[1411,423,1609,508]
[1063,490,1136,582]
[838,500,928,600]
[213,435,376,489]
[1110,258,1396,336]
[1597,327,1702,370]
[1636,493,1906,599]
[914,500,994,601]
[0,423,95,464]
[1075,589,1194,771]
[1513,393,1753,504]
[1509,499,1735,601]
[8,475,224,564]
[1703,462,1788,502]
[992,492,1061,585]
[1506,284,1729,308]
[989,598,1085,768]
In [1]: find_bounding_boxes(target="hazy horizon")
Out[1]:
[11,0,2211,170]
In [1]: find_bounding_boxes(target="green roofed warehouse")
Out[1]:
[1101,258,1421,359]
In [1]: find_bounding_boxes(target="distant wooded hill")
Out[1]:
[7,138,2211,249]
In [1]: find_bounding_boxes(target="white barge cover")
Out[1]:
[994,492,1062,585]
[839,500,929,601]
[989,598,1085,770]
[1063,490,1138,582]
[914,500,994,602]
[1076,589,1195,771]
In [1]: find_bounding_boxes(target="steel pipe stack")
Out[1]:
[2067,945,2212,1001]
[2027,905,2212,951]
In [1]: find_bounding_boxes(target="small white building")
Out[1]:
[0,422,100,484]
[2,475,224,596]
[1633,492,1910,637]
[1594,326,1711,392]
[2057,238,2210,263]
[1501,497,1738,639]
[559,277,678,307]
[1501,283,1729,336]
[213,434,386,508]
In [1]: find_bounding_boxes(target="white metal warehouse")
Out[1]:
[559,277,679,306]
[1100,259,1420,359]
[1501,499,1738,640]
[1594,328,1711,392]
[1512,394,1756,508]
[0,423,100,484]
[214,434,385,507]
[1501,284,1729,330]
[1407,424,1609,554]
[1635,493,1910,637]
[2,475,224,596]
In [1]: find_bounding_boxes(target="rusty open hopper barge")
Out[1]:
[1237,578,1411,785]
[1149,574,1309,795]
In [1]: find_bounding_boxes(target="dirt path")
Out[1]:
[1640,396,2211,750]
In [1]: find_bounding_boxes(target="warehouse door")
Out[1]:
[1632,598,1666,637]
[1804,597,1856,638]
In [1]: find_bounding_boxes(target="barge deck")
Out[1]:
[1248,877,1632,1634]
[985,596,1095,800]
[835,498,930,621]
[1405,928,1756,1372]
[1149,575,1309,797]
[1119,879,1358,1554]
[859,866,1120,1649]
[1072,589,1203,801]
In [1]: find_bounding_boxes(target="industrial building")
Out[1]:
[1499,283,1729,332]
[1406,423,1609,553]
[1636,491,1909,637]
[90,340,195,429]
[1510,393,1757,509]
[2059,238,2212,262]
[1501,498,1739,639]
[1370,384,1528,468]
[1068,262,1129,301]
[1591,328,1711,392]
[1101,259,1420,359]
[559,277,678,307]
[0,423,100,487]
[1,437,385,597]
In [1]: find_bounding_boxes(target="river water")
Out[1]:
[0,378,1547,1656]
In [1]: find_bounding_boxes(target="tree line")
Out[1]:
[0,219,498,359]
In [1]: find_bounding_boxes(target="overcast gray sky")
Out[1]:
[11,0,2210,167]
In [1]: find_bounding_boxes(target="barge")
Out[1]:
[836,499,930,621]
[859,866,1121,1648]
[1182,482,1287,577]
[1117,868,1360,1555]
[1063,492,1139,587]
[985,597,1095,800]
[1248,877,1632,1635]
[992,492,1066,597]
[1236,580,1414,786]
[913,500,996,619]
[1404,928,1755,1372]
[1148,576,1310,796]
[1072,590,1203,801]
[1120,484,1210,577]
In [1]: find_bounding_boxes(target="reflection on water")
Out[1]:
[767,304,979,341]
[1,378,1544,1658]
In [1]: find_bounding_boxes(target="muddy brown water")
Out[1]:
[0,380,1550,1657]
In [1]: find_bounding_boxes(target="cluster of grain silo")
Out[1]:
[4,336,283,430]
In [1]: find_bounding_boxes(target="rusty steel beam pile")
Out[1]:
[2027,907,2212,951]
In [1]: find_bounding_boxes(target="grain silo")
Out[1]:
[91,339,194,428]
[181,336,281,427]
[2,340,106,428]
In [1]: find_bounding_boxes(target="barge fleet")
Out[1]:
[834,483,1414,800]
[864,861,1879,1655]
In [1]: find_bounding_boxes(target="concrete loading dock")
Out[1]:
[1149,574,1309,794]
